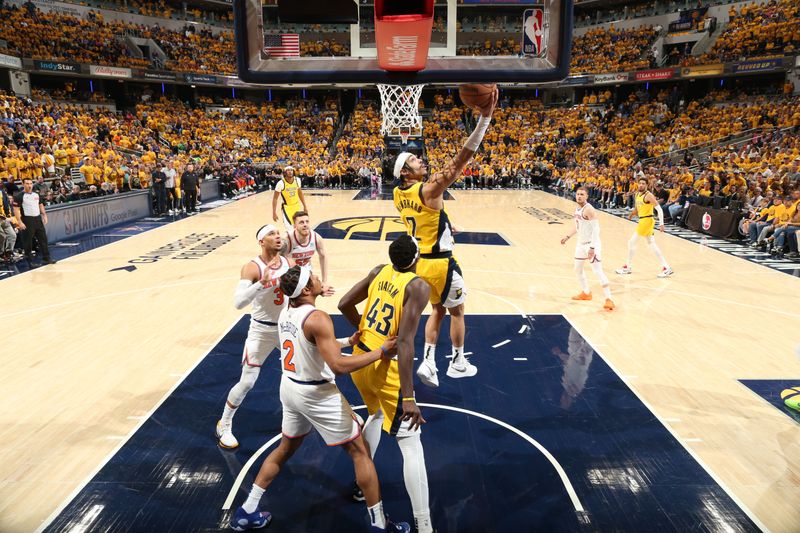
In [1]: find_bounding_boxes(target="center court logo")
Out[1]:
[315,216,509,246]
[702,212,712,231]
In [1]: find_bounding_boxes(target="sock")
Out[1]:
[397,435,431,532]
[221,403,237,426]
[647,237,669,269]
[590,262,611,299]
[452,345,465,366]
[363,410,384,460]
[368,501,386,529]
[242,483,265,514]
[574,260,589,293]
[627,233,638,267]
[423,343,436,364]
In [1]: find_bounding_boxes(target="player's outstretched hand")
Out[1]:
[272,212,278,222]
[321,283,336,297]
[560,235,569,245]
[478,87,499,117]
[402,400,426,431]
[380,336,398,358]
[659,224,665,233]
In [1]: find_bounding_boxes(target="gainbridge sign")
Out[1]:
[315,216,509,246]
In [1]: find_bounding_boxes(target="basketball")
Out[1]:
[780,387,800,411]
[459,84,497,111]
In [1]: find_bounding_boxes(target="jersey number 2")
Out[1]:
[365,300,395,336]
[282,339,295,372]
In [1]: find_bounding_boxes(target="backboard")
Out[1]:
[234,0,572,86]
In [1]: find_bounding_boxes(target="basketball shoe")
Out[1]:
[603,299,616,311]
[216,420,239,449]
[372,520,411,533]
[416,360,439,388]
[230,507,272,531]
[615,265,632,275]
[446,357,477,379]
[571,292,592,301]
[657,267,674,278]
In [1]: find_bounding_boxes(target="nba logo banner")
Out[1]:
[522,8,545,57]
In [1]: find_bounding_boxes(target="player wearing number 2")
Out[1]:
[392,85,498,388]
[339,234,435,533]
[216,224,290,449]
[229,265,410,532]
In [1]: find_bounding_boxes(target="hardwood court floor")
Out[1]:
[1,189,798,532]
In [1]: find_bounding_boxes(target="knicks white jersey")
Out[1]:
[574,205,594,244]
[288,230,319,267]
[278,304,335,383]
[250,255,290,323]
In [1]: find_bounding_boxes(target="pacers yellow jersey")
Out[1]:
[393,182,454,256]
[358,265,417,351]
[280,178,301,207]
[635,192,654,218]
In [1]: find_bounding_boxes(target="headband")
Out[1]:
[256,224,277,241]
[290,266,312,299]
[393,152,414,179]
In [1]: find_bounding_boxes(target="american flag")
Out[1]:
[263,34,300,58]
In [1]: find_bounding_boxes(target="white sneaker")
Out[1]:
[446,358,478,379]
[657,267,674,278]
[416,360,439,388]
[615,265,632,275]
[216,420,239,449]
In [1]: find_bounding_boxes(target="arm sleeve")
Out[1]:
[463,115,492,152]
[233,279,264,310]
[589,219,601,248]
[654,203,665,225]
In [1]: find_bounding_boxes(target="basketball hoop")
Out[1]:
[377,84,424,138]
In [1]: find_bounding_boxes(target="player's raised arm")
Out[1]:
[423,88,498,200]
[337,265,385,328]
[645,191,665,230]
[304,310,396,375]
[396,277,430,431]
[233,261,266,309]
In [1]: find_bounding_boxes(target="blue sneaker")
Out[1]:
[371,519,411,533]
[230,506,272,531]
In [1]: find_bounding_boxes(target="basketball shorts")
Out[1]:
[574,241,602,262]
[636,216,655,237]
[416,255,466,308]
[351,352,420,438]
[279,377,361,446]
[241,321,280,367]
[281,203,301,230]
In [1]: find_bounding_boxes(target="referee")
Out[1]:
[13,178,55,266]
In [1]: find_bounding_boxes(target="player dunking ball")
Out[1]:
[615,177,674,278]
[560,187,615,311]
[216,224,290,449]
[338,235,434,533]
[272,165,308,231]
[392,87,498,387]
[230,265,410,533]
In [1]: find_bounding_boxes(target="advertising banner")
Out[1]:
[562,75,592,86]
[46,192,151,242]
[89,65,132,78]
[0,53,22,70]
[184,73,218,84]
[634,68,674,81]
[139,70,177,81]
[680,63,724,77]
[732,59,784,74]
[34,60,80,73]
[594,72,628,84]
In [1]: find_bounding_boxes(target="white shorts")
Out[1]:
[241,321,280,367]
[279,377,361,446]
[574,242,602,263]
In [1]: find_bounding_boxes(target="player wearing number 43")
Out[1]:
[560,187,615,311]
[229,265,411,533]
[339,235,436,533]
[392,85,499,388]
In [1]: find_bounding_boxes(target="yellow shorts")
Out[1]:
[281,203,302,229]
[416,255,466,307]
[636,217,655,237]
[351,347,404,435]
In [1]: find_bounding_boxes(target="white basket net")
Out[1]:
[377,84,425,140]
